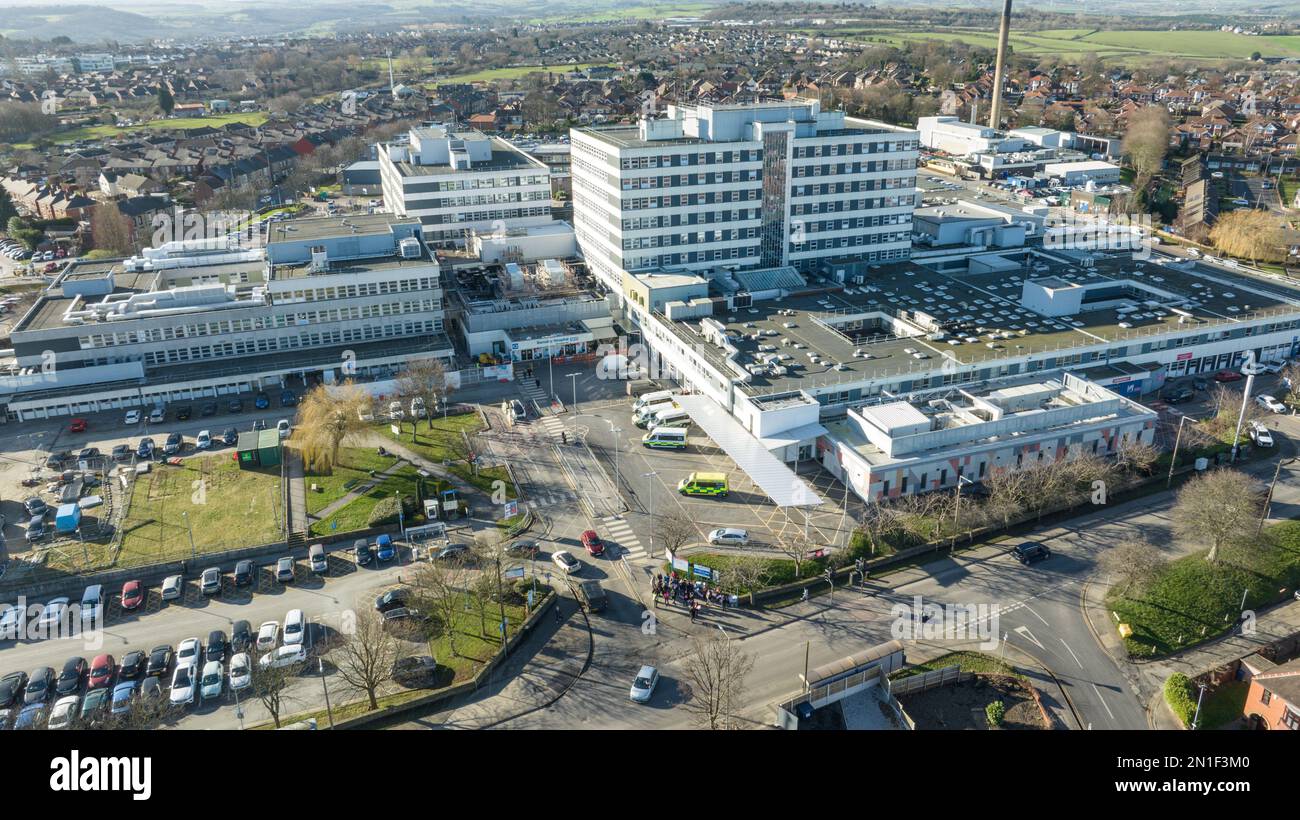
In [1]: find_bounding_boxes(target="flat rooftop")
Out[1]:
[265,213,416,245]
[270,254,438,280]
[665,249,1300,397]
[392,147,540,177]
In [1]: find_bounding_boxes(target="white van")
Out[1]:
[80,584,103,625]
[634,400,678,428]
[649,408,691,428]
[632,390,673,413]
[642,427,687,449]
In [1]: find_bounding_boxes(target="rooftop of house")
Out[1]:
[389,146,541,177]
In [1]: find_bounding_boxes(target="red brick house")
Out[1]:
[1242,654,1300,730]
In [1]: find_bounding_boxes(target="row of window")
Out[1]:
[621,208,760,232]
[791,158,916,177]
[135,320,441,367]
[792,140,919,158]
[404,189,550,210]
[401,173,549,194]
[277,276,440,304]
[417,206,551,227]
[625,245,760,270]
[621,189,763,211]
[618,149,759,170]
[620,169,760,189]
[624,228,759,250]
[790,231,910,252]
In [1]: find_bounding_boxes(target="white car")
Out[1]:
[199,660,224,701]
[256,621,279,652]
[48,695,80,729]
[0,605,21,640]
[148,406,165,423]
[552,550,580,575]
[259,644,308,670]
[38,597,70,633]
[195,430,212,450]
[124,409,141,425]
[1256,394,1287,414]
[282,609,305,646]
[161,574,183,600]
[708,528,750,546]
[169,663,197,706]
[1251,423,1274,448]
[1261,361,1286,375]
[630,665,659,703]
[228,653,252,691]
[277,419,291,439]
[176,637,202,667]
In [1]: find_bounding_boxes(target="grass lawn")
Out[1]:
[378,414,516,500]
[117,455,283,566]
[305,446,425,536]
[53,112,269,144]
[1196,680,1250,730]
[1280,176,1299,211]
[254,595,539,728]
[891,651,1024,680]
[1108,520,1300,657]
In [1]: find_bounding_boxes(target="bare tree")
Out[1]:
[1172,468,1265,563]
[983,466,1029,528]
[333,607,403,711]
[90,202,136,255]
[395,357,453,434]
[298,382,370,473]
[410,556,474,658]
[250,659,300,728]
[719,554,770,607]
[654,509,698,555]
[1114,437,1160,477]
[1122,105,1170,186]
[1210,209,1288,265]
[1097,537,1167,597]
[684,634,755,730]
[1202,384,1265,444]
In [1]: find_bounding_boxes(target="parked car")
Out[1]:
[77,446,100,463]
[282,609,306,646]
[24,667,55,704]
[630,665,660,703]
[506,539,540,558]
[1256,394,1287,414]
[280,390,298,407]
[48,695,80,729]
[227,399,244,414]
[222,427,239,446]
[229,653,252,691]
[136,437,155,459]
[205,630,227,663]
[161,574,183,600]
[118,650,146,680]
[434,542,470,561]
[68,418,87,433]
[392,655,437,688]
[254,392,270,409]
[195,430,212,450]
[1213,369,1243,383]
[1161,385,1194,404]
[1012,541,1051,565]
[1251,422,1275,448]
[79,688,110,723]
[163,432,183,454]
[708,528,750,546]
[124,409,141,425]
[255,621,279,653]
[234,559,254,586]
[200,567,222,595]
[258,645,307,670]
[175,406,192,421]
[199,661,224,701]
[374,534,396,562]
[87,654,115,689]
[277,419,291,439]
[121,579,144,610]
[145,645,173,677]
[55,656,87,696]
[580,529,605,556]
[200,402,218,417]
[111,444,132,462]
[354,538,373,566]
[14,702,48,729]
[169,664,197,707]
[176,637,201,668]
[275,556,295,583]
[25,518,47,542]
[309,543,328,574]
[110,680,138,716]
[374,588,412,614]
[511,399,527,421]
[231,620,253,653]
[0,671,29,708]
[148,406,165,424]
[24,497,48,519]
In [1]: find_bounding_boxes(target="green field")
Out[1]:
[840,27,1300,64]
[118,456,283,566]
[429,62,616,85]
[53,112,269,144]
[305,446,424,537]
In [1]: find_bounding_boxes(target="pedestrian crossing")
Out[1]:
[602,515,649,562]
[518,382,567,438]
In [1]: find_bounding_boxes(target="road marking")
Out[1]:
[1013,625,1045,650]
[1092,683,1117,721]
[1023,603,1049,626]
[601,515,648,561]
[1060,638,1085,669]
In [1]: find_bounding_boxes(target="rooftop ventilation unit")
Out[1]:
[399,237,422,259]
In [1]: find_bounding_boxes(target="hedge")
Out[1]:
[1164,673,1198,728]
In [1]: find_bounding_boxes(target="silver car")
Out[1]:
[630,665,659,703]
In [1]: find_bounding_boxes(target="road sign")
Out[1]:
[505,565,525,579]
[692,563,713,580]
[504,500,518,518]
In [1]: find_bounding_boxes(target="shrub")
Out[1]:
[985,700,1005,728]
[367,494,414,527]
[1164,673,1198,728]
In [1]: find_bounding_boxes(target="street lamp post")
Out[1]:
[608,422,622,494]
[1190,682,1209,730]
[953,474,973,552]
[1167,415,1201,488]
[1260,457,1294,534]
[642,471,657,554]
[566,373,579,412]
[1231,362,1260,463]
[317,656,335,729]
[181,510,196,561]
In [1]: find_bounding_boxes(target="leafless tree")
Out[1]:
[395,357,453,434]
[1172,468,1265,563]
[1114,437,1160,477]
[684,634,755,730]
[654,509,698,555]
[410,556,474,658]
[1097,537,1167,597]
[983,466,1029,528]
[90,202,136,255]
[250,659,300,729]
[333,608,403,711]
[719,554,770,606]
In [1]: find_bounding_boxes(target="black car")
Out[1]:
[233,559,254,586]
[23,497,47,518]
[354,538,373,566]
[77,447,100,462]
[0,671,28,708]
[374,588,412,613]
[1194,377,1209,391]
[200,402,218,417]
[1012,541,1052,565]
[111,444,132,462]
[24,667,54,704]
[205,630,227,663]
[222,427,238,446]
[280,390,298,407]
[1161,386,1194,404]
[231,620,252,653]
[227,398,244,413]
[136,437,155,459]
[145,645,172,677]
[175,405,193,421]
[392,656,437,688]
[139,676,163,702]
[55,657,87,696]
[45,451,70,469]
[118,650,146,680]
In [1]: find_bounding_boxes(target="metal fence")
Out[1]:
[888,666,973,697]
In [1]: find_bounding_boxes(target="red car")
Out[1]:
[581,529,605,556]
[69,418,87,433]
[120,580,144,610]
[88,653,115,689]
[1213,369,1243,383]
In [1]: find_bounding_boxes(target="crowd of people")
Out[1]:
[652,571,735,621]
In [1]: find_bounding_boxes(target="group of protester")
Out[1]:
[652,571,734,621]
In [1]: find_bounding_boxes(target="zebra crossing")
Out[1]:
[518,382,567,438]
[602,515,649,562]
